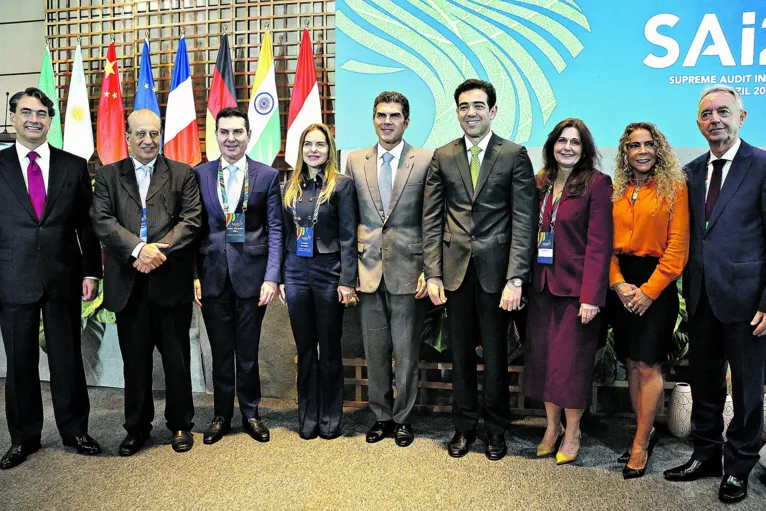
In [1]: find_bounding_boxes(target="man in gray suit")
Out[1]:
[346,92,432,447]
[423,79,537,460]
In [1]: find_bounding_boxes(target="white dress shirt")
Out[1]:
[217,155,248,212]
[705,137,741,199]
[131,156,158,259]
[376,140,405,185]
[464,131,493,167]
[15,141,51,191]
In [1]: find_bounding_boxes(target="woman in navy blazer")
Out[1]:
[523,118,613,464]
[278,123,358,440]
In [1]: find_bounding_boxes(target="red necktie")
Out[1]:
[705,159,726,222]
[27,150,46,219]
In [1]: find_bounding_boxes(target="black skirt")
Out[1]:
[606,255,679,365]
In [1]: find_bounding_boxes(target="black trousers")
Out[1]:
[284,252,344,438]
[115,275,194,435]
[446,261,511,435]
[201,275,266,421]
[688,282,766,479]
[1,293,89,444]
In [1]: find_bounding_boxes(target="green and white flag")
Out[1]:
[246,30,281,165]
[38,46,62,148]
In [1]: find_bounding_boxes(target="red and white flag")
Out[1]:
[284,28,322,169]
[164,36,201,166]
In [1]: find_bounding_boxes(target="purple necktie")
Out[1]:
[27,151,46,219]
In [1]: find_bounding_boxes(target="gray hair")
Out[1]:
[697,85,744,114]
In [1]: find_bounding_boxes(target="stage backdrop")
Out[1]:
[336,0,766,167]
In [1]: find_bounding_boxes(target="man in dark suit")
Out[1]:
[91,109,202,455]
[346,92,432,447]
[0,87,102,469]
[423,79,537,460]
[664,85,766,504]
[193,107,282,444]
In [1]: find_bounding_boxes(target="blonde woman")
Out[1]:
[278,124,358,439]
[607,122,689,479]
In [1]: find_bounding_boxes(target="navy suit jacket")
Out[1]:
[684,139,766,323]
[194,157,283,298]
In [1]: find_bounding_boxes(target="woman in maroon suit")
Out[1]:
[523,118,613,464]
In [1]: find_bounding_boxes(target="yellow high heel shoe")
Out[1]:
[536,427,564,457]
[555,431,581,465]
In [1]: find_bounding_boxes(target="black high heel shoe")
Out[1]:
[623,429,660,480]
[618,427,656,463]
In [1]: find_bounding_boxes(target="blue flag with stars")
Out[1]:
[134,39,161,149]
[134,39,160,115]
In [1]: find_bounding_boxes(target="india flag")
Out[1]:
[63,43,94,161]
[246,29,281,166]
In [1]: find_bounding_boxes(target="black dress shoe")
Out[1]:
[119,432,150,456]
[203,416,231,445]
[299,432,318,440]
[719,474,748,503]
[394,423,414,447]
[617,450,631,463]
[663,458,722,481]
[623,429,660,480]
[243,417,270,442]
[0,442,41,470]
[62,434,101,456]
[366,421,395,443]
[318,430,342,440]
[485,433,507,461]
[171,430,194,453]
[447,431,476,458]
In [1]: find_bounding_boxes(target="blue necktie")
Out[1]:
[379,152,394,213]
[226,164,239,211]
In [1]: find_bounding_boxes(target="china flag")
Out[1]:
[97,41,128,165]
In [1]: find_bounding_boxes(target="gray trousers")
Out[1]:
[359,277,426,424]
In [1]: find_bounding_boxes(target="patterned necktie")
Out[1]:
[379,152,394,213]
[27,151,46,219]
[138,165,152,207]
[705,159,726,222]
[469,145,482,187]
[226,164,240,211]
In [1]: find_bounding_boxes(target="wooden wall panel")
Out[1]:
[44,0,335,170]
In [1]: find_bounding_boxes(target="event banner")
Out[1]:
[336,0,766,151]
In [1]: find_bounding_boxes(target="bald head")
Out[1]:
[126,109,162,164]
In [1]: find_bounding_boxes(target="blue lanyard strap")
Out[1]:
[218,160,249,220]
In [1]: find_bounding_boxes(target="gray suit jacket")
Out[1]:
[346,142,433,295]
[91,155,202,312]
[422,133,537,294]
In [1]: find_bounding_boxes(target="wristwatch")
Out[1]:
[509,278,523,288]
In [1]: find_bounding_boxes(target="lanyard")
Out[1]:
[218,160,249,220]
[292,177,327,231]
[538,186,563,232]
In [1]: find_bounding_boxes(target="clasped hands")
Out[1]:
[133,243,169,274]
[615,283,653,316]
[426,277,524,311]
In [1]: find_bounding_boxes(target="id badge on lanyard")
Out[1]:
[293,182,325,258]
[536,188,561,265]
[219,161,249,243]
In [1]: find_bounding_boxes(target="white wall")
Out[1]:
[0,1,45,133]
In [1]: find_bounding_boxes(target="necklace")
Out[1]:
[630,175,651,203]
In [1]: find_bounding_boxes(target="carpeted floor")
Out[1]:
[0,382,764,511]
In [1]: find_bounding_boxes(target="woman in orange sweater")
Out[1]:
[607,122,689,479]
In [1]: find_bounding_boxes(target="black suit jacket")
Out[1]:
[91,154,202,312]
[423,133,537,293]
[684,140,766,323]
[282,174,358,287]
[0,144,102,304]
